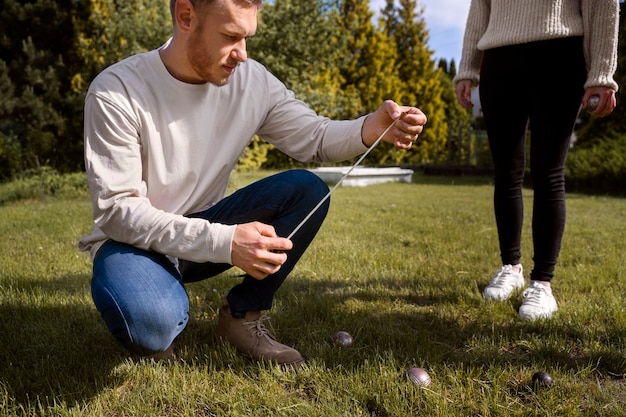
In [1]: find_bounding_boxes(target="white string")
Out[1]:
[286,115,404,239]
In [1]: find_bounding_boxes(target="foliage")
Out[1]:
[2,172,626,415]
[0,0,624,193]
[336,0,398,117]
[247,0,453,168]
[371,0,448,165]
[436,59,477,166]
[0,166,89,205]
[248,0,357,168]
[0,0,171,182]
[576,2,626,144]
[565,133,626,196]
[0,0,75,180]
[235,136,271,172]
[71,0,172,93]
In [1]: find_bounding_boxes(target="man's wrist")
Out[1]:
[360,114,372,147]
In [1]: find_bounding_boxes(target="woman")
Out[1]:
[454,0,619,320]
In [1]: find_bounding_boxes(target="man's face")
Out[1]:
[185,0,257,86]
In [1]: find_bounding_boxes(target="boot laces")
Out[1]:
[243,314,276,340]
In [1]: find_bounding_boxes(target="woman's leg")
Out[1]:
[527,37,586,282]
[480,45,530,267]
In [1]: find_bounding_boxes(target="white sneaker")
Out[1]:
[518,281,558,320]
[483,264,525,301]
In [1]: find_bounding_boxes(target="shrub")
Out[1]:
[235,136,271,172]
[566,134,626,196]
[0,166,88,205]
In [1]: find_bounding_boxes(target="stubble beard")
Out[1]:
[187,29,232,86]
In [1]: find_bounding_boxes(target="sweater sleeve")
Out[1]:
[81,91,236,264]
[256,68,367,163]
[581,0,619,91]
[453,0,490,85]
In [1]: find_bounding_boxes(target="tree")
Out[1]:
[71,0,171,93]
[379,0,447,164]
[0,0,78,179]
[250,0,344,116]
[248,0,362,168]
[336,0,400,118]
[0,0,171,181]
[0,59,21,178]
[69,0,171,168]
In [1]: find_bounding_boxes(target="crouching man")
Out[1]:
[79,0,427,366]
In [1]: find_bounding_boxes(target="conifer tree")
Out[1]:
[248,0,355,119]
[360,11,401,115]
[0,0,75,179]
[448,58,457,79]
[380,0,448,164]
[247,0,362,168]
[0,0,170,180]
[69,0,170,171]
[336,0,382,116]
[0,60,21,178]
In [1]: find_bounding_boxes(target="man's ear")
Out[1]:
[174,0,195,32]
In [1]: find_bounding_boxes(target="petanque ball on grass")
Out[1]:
[531,371,554,389]
[330,331,353,347]
[406,367,431,387]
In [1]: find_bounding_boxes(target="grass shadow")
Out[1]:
[0,274,127,406]
[272,273,626,377]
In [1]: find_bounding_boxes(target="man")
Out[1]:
[79,0,427,366]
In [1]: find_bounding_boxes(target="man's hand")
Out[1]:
[583,86,616,118]
[231,222,293,280]
[362,100,427,150]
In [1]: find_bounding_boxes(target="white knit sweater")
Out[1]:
[454,0,619,90]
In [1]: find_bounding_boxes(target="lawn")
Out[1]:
[1,170,625,416]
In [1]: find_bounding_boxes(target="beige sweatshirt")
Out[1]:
[454,0,619,90]
[79,45,368,263]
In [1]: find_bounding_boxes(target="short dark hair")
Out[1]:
[169,0,263,26]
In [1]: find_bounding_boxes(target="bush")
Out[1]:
[235,136,271,172]
[0,166,89,205]
[565,134,626,196]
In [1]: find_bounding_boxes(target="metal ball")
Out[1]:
[531,371,554,389]
[330,331,353,347]
[406,367,431,387]
[588,95,600,112]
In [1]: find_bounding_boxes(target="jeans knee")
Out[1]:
[129,315,188,356]
[92,284,188,356]
[290,169,329,202]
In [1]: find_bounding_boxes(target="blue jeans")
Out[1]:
[91,170,329,356]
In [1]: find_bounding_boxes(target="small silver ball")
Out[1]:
[330,331,353,347]
[406,367,431,387]
[588,95,600,112]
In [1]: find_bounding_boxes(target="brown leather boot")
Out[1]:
[216,303,304,367]
[143,344,177,362]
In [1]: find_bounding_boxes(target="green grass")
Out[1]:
[1,170,626,416]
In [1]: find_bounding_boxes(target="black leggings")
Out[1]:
[479,37,586,282]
